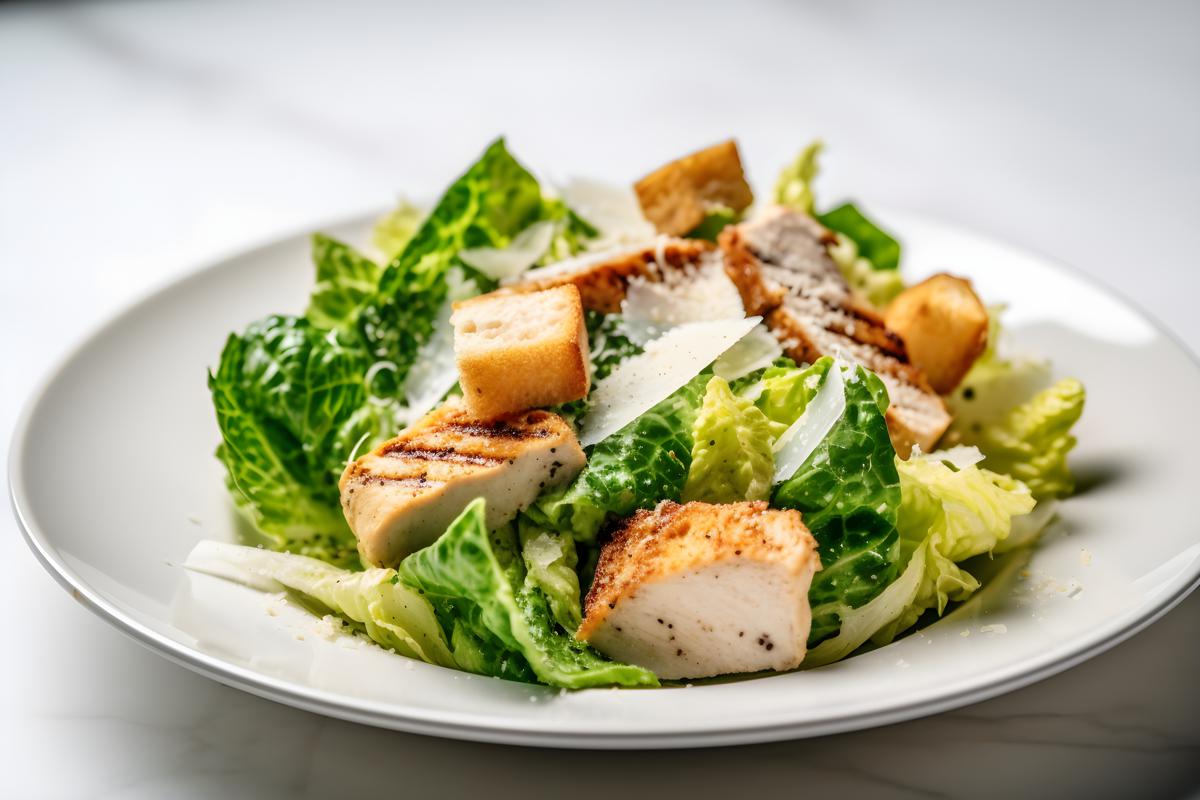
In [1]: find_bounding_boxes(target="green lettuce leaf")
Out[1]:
[685,205,740,242]
[748,359,829,435]
[306,235,383,330]
[806,452,1040,664]
[774,140,823,215]
[371,200,425,261]
[212,140,590,567]
[817,203,901,272]
[870,454,1036,644]
[397,500,657,688]
[948,321,1052,437]
[683,376,774,503]
[540,199,600,264]
[772,363,902,645]
[826,232,905,308]
[357,138,560,396]
[209,315,371,567]
[530,373,709,542]
[184,540,455,666]
[968,379,1086,499]
[518,518,582,632]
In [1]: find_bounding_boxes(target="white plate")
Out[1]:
[10,210,1200,749]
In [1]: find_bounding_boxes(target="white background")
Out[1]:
[2,1,1198,797]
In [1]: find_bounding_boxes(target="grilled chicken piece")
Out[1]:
[719,207,952,455]
[340,401,585,567]
[502,238,712,313]
[578,501,821,680]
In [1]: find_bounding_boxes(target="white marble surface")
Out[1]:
[2,0,1198,797]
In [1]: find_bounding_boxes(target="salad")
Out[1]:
[187,138,1086,687]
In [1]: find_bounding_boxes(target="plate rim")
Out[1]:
[9,209,1200,749]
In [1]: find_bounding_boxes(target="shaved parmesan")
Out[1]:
[504,241,652,287]
[579,317,761,447]
[459,220,557,281]
[401,269,478,421]
[772,363,846,483]
[713,324,783,381]
[559,177,656,247]
[620,253,746,345]
[920,445,985,470]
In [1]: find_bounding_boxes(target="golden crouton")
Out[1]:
[883,274,988,394]
[451,284,590,418]
[634,140,754,236]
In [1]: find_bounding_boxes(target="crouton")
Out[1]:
[634,140,755,236]
[451,285,590,418]
[884,274,988,394]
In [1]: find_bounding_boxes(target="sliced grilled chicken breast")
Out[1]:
[719,206,951,455]
[503,238,712,313]
[578,501,820,680]
[340,401,585,567]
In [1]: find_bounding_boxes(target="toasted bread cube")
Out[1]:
[635,140,754,236]
[451,285,590,418]
[884,274,988,394]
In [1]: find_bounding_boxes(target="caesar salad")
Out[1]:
[187,138,1085,688]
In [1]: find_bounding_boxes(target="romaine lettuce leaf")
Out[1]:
[869,454,1036,644]
[968,379,1086,499]
[209,315,371,567]
[806,452,1040,664]
[397,500,657,688]
[826,232,905,308]
[306,235,383,330]
[749,358,828,436]
[184,540,455,666]
[540,199,600,264]
[685,205,740,242]
[683,376,775,503]
[517,518,582,632]
[530,373,710,542]
[772,363,902,645]
[357,138,563,396]
[371,200,425,261]
[946,307,1053,434]
[774,140,823,215]
[817,203,901,272]
[213,140,592,567]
